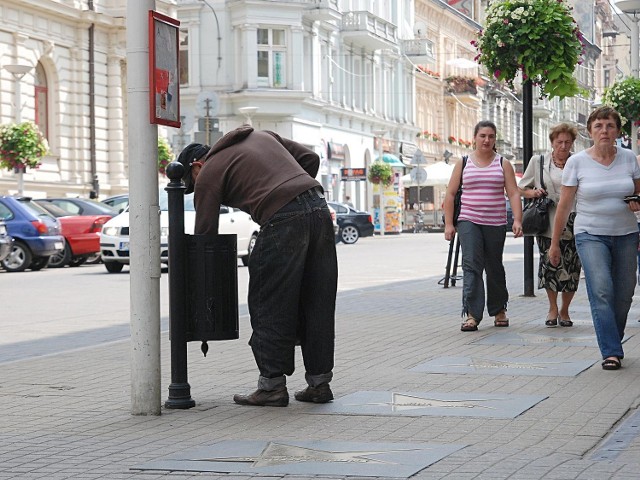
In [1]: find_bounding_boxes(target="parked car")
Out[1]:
[34,201,111,268]
[101,194,129,214]
[327,204,340,239]
[36,197,119,217]
[0,196,64,272]
[100,190,260,273]
[327,201,374,244]
[0,220,13,263]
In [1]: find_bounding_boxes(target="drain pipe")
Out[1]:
[88,0,98,198]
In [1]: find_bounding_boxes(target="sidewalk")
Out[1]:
[2,247,640,479]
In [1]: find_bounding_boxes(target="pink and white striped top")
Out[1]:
[457,155,507,226]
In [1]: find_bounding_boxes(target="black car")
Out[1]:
[327,202,374,244]
[36,197,119,217]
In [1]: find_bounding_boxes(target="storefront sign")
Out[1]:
[327,142,345,160]
[340,167,366,181]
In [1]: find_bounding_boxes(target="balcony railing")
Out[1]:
[341,11,397,50]
[402,39,435,64]
[303,0,341,22]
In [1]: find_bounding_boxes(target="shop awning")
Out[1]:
[376,153,405,167]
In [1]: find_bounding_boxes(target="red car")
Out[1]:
[34,201,111,268]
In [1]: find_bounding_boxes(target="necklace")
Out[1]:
[551,151,567,169]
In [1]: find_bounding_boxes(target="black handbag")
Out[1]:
[453,156,467,226]
[522,155,554,236]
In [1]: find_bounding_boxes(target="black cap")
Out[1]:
[176,143,210,194]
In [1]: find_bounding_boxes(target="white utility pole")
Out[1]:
[127,0,162,415]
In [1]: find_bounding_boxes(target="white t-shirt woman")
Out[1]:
[563,147,640,236]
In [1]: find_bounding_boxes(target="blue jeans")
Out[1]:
[575,232,638,359]
[248,187,337,390]
[457,221,508,322]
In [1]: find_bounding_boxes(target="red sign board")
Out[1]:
[341,167,366,181]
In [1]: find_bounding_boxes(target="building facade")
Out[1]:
[0,0,621,228]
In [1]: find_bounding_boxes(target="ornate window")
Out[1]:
[35,63,48,140]
[257,28,286,88]
[179,29,189,85]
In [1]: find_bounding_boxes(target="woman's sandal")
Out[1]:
[559,318,573,327]
[602,358,621,370]
[494,311,509,327]
[460,317,479,332]
[545,317,558,327]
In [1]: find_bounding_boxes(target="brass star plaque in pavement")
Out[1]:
[473,331,633,347]
[133,440,465,477]
[306,391,546,418]
[411,356,596,376]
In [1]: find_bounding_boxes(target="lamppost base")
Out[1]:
[165,383,196,409]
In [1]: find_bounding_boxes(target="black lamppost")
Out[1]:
[522,81,535,297]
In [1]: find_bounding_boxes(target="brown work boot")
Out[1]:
[233,387,289,407]
[294,383,334,403]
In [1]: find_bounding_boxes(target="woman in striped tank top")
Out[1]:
[444,121,524,332]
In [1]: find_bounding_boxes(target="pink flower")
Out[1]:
[494,70,501,78]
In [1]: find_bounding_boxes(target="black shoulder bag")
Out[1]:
[521,155,554,236]
[452,156,468,226]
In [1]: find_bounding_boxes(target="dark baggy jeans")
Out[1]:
[248,187,337,391]
[457,220,508,322]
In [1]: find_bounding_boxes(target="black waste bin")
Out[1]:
[185,233,239,342]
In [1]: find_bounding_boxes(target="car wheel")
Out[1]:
[340,225,360,244]
[84,252,102,264]
[68,257,87,267]
[104,262,124,273]
[29,256,50,271]
[241,233,258,266]
[1,241,33,272]
[48,240,71,268]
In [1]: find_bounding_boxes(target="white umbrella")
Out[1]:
[401,161,454,187]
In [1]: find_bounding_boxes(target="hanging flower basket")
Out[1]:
[368,162,394,186]
[473,0,584,99]
[602,77,640,137]
[0,121,48,172]
[158,136,174,175]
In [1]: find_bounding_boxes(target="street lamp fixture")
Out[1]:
[4,64,32,79]
[238,106,259,126]
[3,63,34,195]
[198,0,222,69]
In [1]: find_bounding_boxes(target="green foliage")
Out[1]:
[0,121,48,171]
[602,77,640,136]
[473,0,584,99]
[158,136,173,175]
[368,162,394,186]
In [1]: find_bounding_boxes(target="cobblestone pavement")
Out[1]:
[2,234,640,479]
